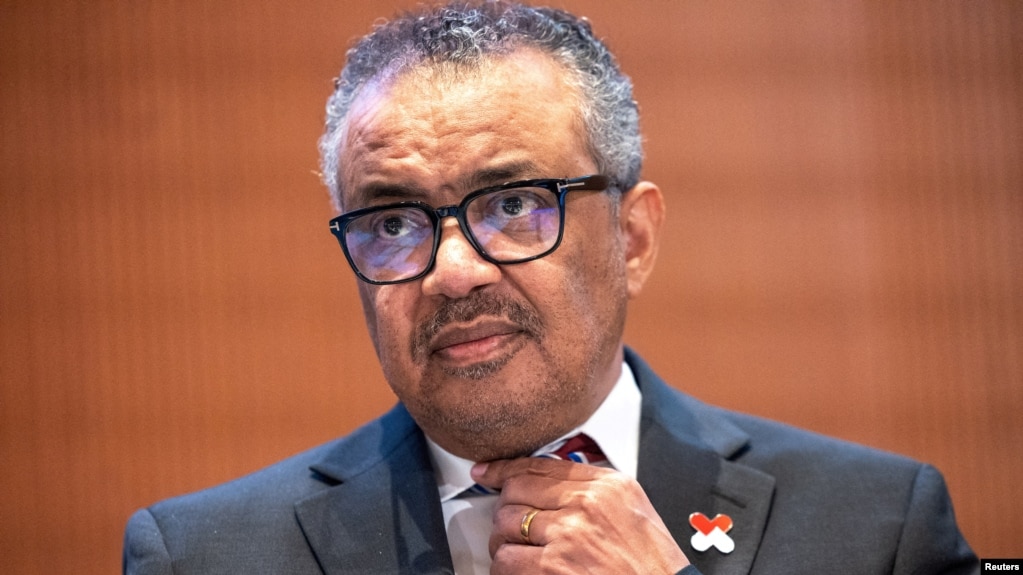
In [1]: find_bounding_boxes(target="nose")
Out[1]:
[421,218,502,298]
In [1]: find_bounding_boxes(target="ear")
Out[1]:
[618,181,665,298]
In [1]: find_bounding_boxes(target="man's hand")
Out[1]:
[471,458,691,575]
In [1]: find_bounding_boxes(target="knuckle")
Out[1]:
[572,488,601,510]
[494,505,519,531]
[492,506,508,528]
[491,542,519,570]
[558,511,586,533]
[499,476,522,497]
[602,472,632,491]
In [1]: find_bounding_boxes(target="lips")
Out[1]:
[428,319,525,362]
[410,291,545,365]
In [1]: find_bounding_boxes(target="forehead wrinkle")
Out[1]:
[349,180,432,208]
[341,92,437,208]
[340,49,592,210]
[351,160,544,209]
[345,97,535,201]
[458,161,544,192]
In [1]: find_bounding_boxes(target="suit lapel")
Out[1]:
[293,352,774,575]
[630,350,775,575]
[294,406,454,575]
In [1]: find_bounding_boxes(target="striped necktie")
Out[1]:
[538,432,608,464]
[462,433,608,496]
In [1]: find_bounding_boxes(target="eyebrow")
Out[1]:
[460,161,543,191]
[348,160,545,209]
[350,181,431,207]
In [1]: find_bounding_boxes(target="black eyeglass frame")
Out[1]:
[328,174,612,285]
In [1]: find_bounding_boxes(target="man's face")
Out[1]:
[338,50,633,461]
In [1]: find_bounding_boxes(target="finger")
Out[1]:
[488,505,547,557]
[497,469,625,515]
[471,456,607,490]
[495,473,580,511]
[489,542,544,575]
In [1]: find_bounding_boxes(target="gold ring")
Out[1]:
[520,508,540,544]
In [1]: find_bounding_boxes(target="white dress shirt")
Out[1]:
[426,362,642,575]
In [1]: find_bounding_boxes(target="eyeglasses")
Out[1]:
[329,174,612,285]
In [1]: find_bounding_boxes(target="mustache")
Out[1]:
[410,291,544,362]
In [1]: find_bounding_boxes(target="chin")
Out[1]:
[412,372,585,458]
[437,356,513,380]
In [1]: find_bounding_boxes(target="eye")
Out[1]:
[500,196,524,216]
[482,188,549,220]
[381,216,405,237]
[354,208,431,242]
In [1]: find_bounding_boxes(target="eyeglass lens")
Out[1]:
[344,185,561,283]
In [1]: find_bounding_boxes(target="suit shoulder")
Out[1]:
[141,404,416,523]
[146,438,339,524]
[706,404,977,571]
[698,404,937,506]
[123,407,424,572]
[125,440,343,573]
[631,350,929,485]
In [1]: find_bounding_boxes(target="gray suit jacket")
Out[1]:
[123,349,978,574]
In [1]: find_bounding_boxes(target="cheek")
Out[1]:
[356,285,380,345]
[526,240,624,332]
[565,209,627,287]
[357,285,416,364]
[563,225,628,327]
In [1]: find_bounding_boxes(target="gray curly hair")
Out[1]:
[318,0,642,212]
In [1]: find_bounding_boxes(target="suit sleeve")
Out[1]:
[123,508,175,575]
[893,464,979,575]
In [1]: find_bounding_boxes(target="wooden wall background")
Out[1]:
[1,1,1020,572]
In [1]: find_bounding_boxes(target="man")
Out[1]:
[123,2,979,574]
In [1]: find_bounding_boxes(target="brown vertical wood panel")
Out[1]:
[1,2,1019,572]
[860,0,1022,552]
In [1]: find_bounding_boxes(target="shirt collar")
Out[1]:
[427,361,642,502]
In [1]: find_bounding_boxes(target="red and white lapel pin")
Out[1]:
[689,512,735,554]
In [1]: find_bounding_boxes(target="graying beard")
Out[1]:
[440,355,513,380]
